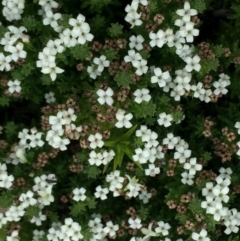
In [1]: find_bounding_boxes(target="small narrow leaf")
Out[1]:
[119,125,138,142]
[104,140,117,147]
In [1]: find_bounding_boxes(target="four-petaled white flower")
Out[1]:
[96,87,114,106]
[94,185,109,200]
[192,229,210,241]
[176,1,198,22]
[157,112,173,127]
[115,109,133,129]
[7,79,21,93]
[184,55,201,72]
[41,62,64,81]
[73,187,87,201]
[93,55,110,72]
[88,133,104,149]
[183,157,202,175]
[133,88,151,103]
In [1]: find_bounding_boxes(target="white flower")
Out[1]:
[124,4,142,28]
[88,151,103,166]
[96,87,114,106]
[139,190,152,204]
[151,67,171,87]
[8,26,27,39]
[49,111,66,130]
[174,146,191,163]
[0,173,14,189]
[73,187,87,201]
[47,227,60,241]
[136,125,152,142]
[124,175,142,197]
[59,28,77,47]
[133,88,151,103]
[167,31,185,49]
[179,22,199,42]
[46,39,64,53]
[38,186,54,206]
[0,53,12,71]
[61,108,77,124]
[8,42,27,62]
[115,109,133,128]
[30,212,47,226]
[29,132,45,148]
[132,0,148,5]
[41,62,64,81]
[183,157,202,175]
[33,230,45,241]
[184,55,201,72]
[124,49,142,65]
[141,223,158,240]
[88,133,104,149]
[7,80,21,93]
[133,148,150,164]
[43,10,62,28]
[60,218,83,240]
[134,59,148,76]
[129,217,142,229]
[162,133,179,149]
[145,164,160,177]
[129,35,144,50]
[19,191,37,208]
[213,80,229,95]
[157,112,173,127]
[88,217,103,233]
[199,89,212,103]
[87,65,101,79]
[176,1,198,22]
[103,221,119,237]
[93,55,110,72]
[155,221,171,236]
[15,147,28,163]
[94,186,109,200]
[192,229,210,241]
[102,150,115,165]
[149,30,166,48]
[181,171,194,185]
[45,92,56,103]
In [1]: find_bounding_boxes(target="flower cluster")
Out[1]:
[124,0,147,28]
[0,26,27,72]
[46,108,80,150]
[2,0,25,21]
[200,168,240,234]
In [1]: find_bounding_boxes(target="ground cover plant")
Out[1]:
[1,0,240,240]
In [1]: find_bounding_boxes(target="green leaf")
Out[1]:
[107,23,123,37]
[0,97,10,107]
[22,15,39,31]
[199,58,219,75]
[119,125,138,142]
[0,229,7,241]
[83,165,101,179]
[87,198,97,209]
[70,44,90,60]
[191,0,206,13]
[71,202,86,217]
[104,140,117,147]
[100,48,118,61]
[25,206,40,219]
[113,144,124,170]
[114,71,132,87]
[21,63,34,76]
[121,144,143,170]
[4,122,17,137]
